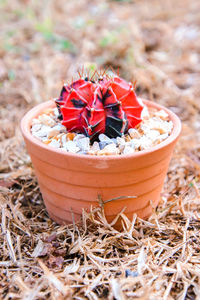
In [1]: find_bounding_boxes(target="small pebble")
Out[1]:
[32,125,51,139]
[111,138,117,144]
[31,124,42,132]
[145,129,160,142]
[61,134,67,145]
[66,132,76,141]
[32,118,41,125]
[53,123,66,132]
[88,141,100,155]
[76,137,90,152]
[139,136,153,150]
[99,143,119,155]
[38,114,55,127]
[77,150,88,155]
[91,141,100,151]
[43,108,54,115]
[141,105,150,119]
[119,144,125,153]
[73,134,86,141]
[130,138,141,149]
[116,136,126,146]
[99,141,108,150]
[49,139,61,148]
[47,127,60,139]
[128,128,140,139]
[63,140,80,153]
[155,109,169,120]
[140,123,150,134]
[99,133,112,144]
[123,145,135,155]
[158,133,169,141]
[53,107,59,117]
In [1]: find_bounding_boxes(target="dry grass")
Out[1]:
[0,0,200,299]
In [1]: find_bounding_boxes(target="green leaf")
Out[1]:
[59,39,74,50]
[54,37,76,53]
[35,18,54,40]
[6,30,16,38]
[99,31,118,47]
[83,63,97,73]
[3,42,15,51]
[13,9,24,18]
[8,70,15,81]
[0,0,7,5]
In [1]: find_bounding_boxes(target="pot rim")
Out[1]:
[20,99,182,161]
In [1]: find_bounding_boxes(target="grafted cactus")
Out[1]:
[55,73,143,140]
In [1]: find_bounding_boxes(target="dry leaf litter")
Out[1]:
[0,0,200,299]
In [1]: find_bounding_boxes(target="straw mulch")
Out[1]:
[0,0,200,299]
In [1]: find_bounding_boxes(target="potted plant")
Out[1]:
[21,71,181,228]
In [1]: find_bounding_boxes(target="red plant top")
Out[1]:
[55,75,143,140]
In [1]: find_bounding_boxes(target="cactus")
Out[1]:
[55,73,143,140]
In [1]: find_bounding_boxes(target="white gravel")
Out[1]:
[31,106,173,155]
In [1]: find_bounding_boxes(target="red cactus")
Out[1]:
[55,74,143,139]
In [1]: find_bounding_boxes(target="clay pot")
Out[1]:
[21,100,181,227]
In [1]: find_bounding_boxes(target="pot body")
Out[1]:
[21,100,181,226]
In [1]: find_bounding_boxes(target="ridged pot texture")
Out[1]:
[21,100,181,227]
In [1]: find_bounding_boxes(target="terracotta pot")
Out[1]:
[21,100,181,227]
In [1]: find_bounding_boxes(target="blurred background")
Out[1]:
[1,1,200,298]
[0,0,200,172]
